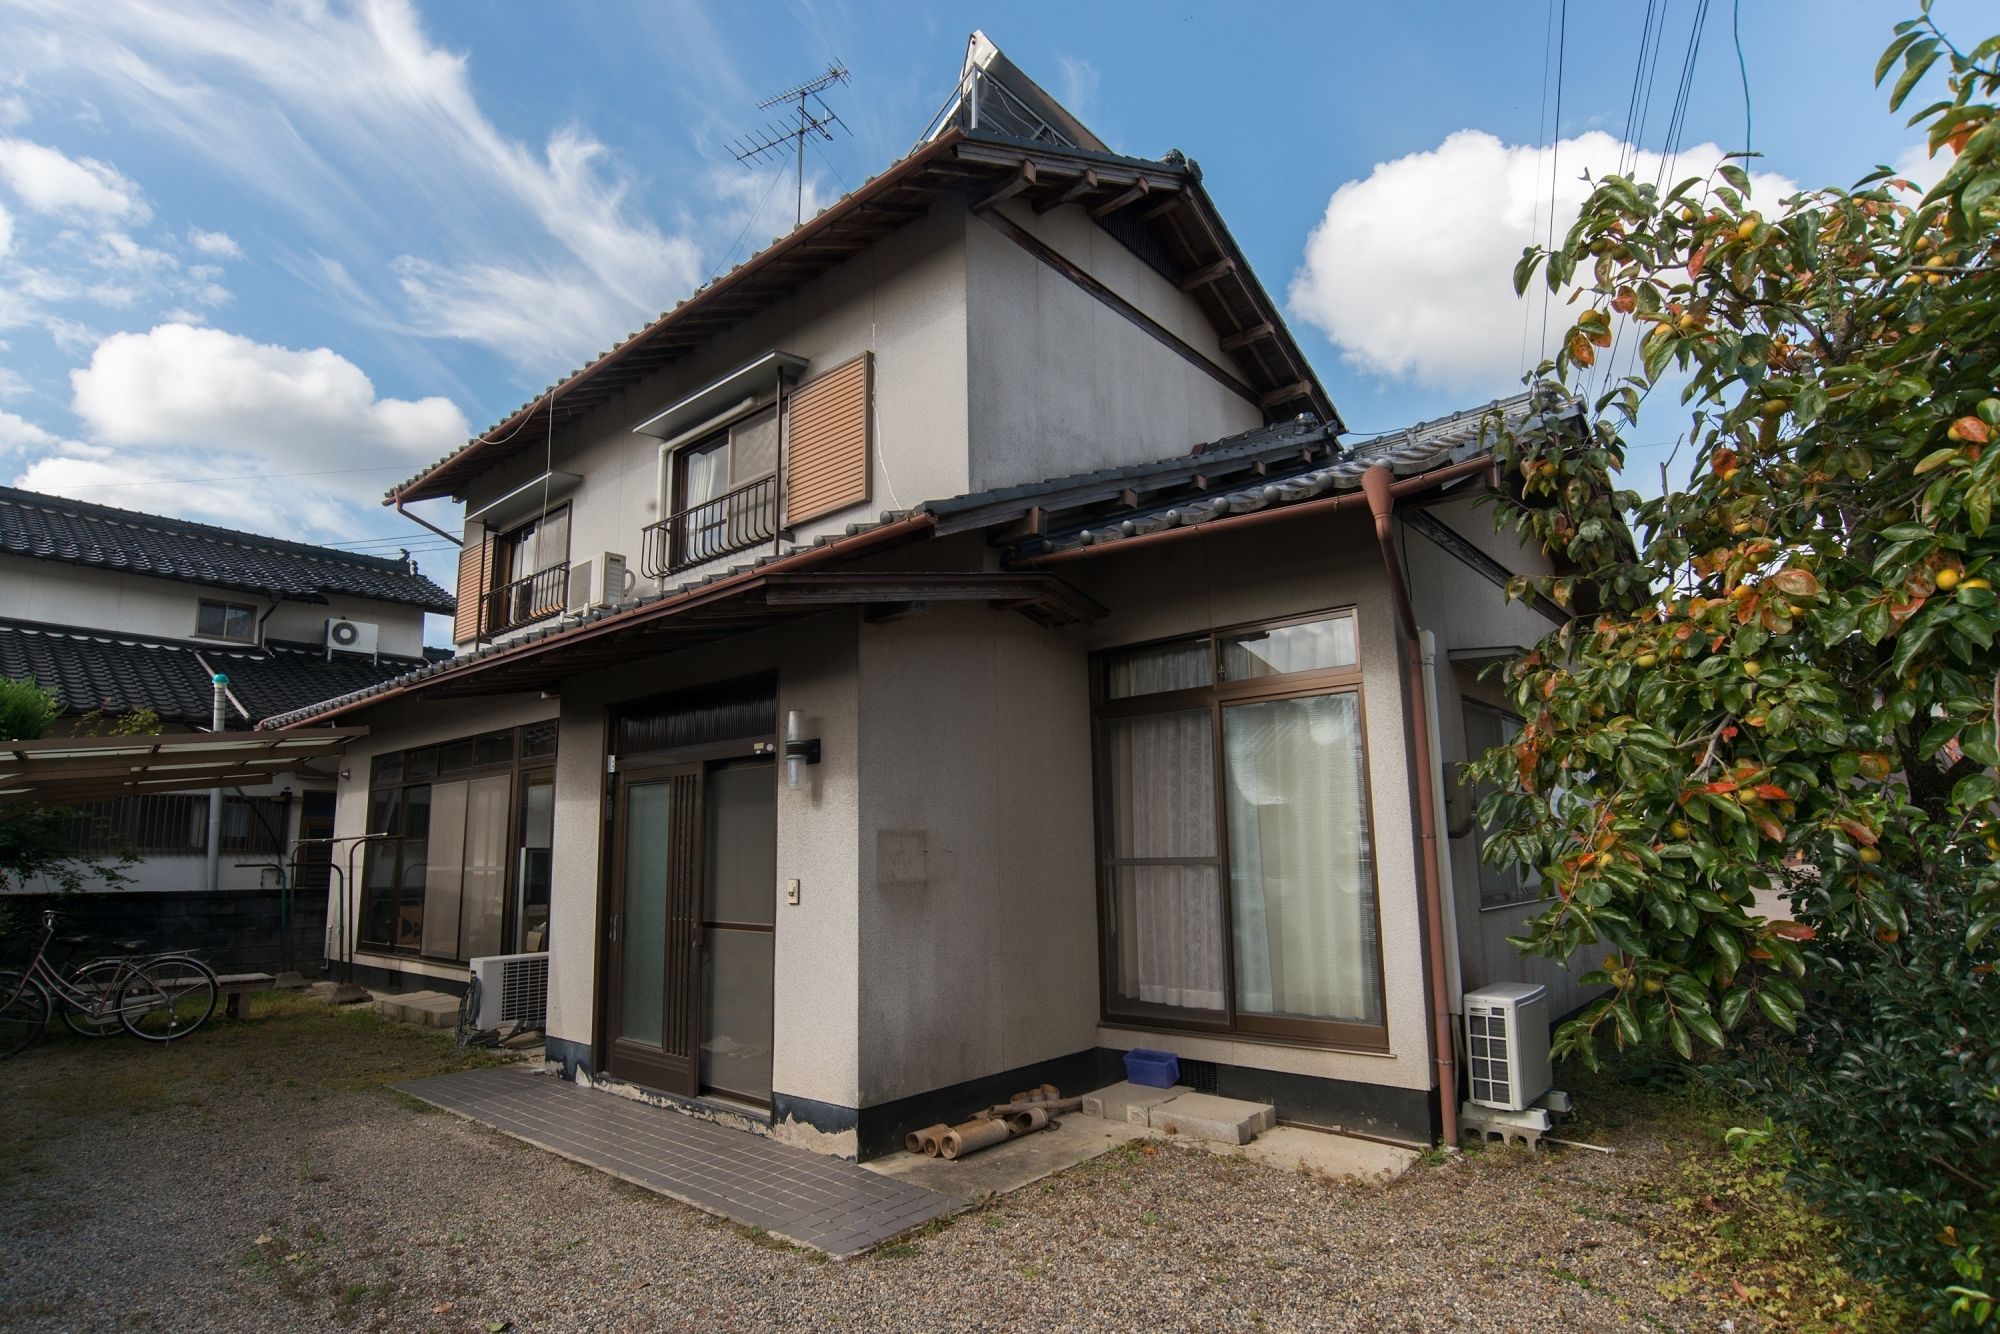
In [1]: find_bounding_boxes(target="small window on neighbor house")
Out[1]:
[1461,700,1544,910]
[196,599,257,643]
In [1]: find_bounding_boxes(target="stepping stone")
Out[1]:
[1082,1080,1189,1125]
[371,990,462,1028]
[1145,1092,1277,1145]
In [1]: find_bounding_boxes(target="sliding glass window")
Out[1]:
[358,722,557,963]
[1094,609,1387,1050]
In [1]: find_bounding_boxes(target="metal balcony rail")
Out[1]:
[640,474,777,578]
[488,561,570,635]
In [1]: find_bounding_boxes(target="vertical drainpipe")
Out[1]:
[206,672,229,896]
[1359,467,1460,1149]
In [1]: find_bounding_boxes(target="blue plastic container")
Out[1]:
[1123,1048,1180,1088]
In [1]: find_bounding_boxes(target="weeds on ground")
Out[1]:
[1562,1050,1907,1333]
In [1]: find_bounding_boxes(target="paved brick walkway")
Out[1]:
[396,1066,960,1257]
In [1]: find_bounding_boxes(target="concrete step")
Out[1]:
[1144,1092,1277,1146]
[1081,1082,1278,1147]
[370,990,462,1029]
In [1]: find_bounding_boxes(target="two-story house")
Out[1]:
[0,484,454,971]
[268,35,1588,1156]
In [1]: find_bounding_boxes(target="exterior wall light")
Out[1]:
[783,708,821,790]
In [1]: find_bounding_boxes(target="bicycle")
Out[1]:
[0,910,220,1056]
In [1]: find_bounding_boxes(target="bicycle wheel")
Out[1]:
[61,959,131,1038]
[0,970,52,1057]
[116,956,218,1042]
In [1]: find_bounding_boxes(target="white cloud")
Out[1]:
[0,94,27,130]
[0,137,149,221]
[1,0,718,372]
[1289,129,1796,394]
[0,367,29,400]
[0,198,11,257]
[1057,56,1100,116]
[4,323,473,534]
[71,323,467,458]
[0,408,58,450]
[186,226,240,258]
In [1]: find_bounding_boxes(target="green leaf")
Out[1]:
[1668,1014,1693,1059]
[1707,924,1744,976]
[1683,1008,1727,1050]
[1890,42,1943,112]
[1754,989,1798,1033]
[1876,29,1923,85]
[1719,987,1753,1029]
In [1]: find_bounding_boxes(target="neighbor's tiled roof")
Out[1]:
[0,486,455,613]
[0,618,441,726]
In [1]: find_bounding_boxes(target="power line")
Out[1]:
[47,462,421,491]
[1539,0,1571,368]
[1521,0,1560,377]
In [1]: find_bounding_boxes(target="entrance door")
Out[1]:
[698,757,776,1105]
[601,757,777,1104]
[603,766,703,1094]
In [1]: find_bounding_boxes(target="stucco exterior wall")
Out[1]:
[0,553,430,660]
[461,204,975,619]
[852,603,1098,1108]
[1058,512,1434,1095]
[962,199,1264,493]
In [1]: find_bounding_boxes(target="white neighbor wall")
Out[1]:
[0,553,430,660]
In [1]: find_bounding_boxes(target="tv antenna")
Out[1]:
[730,62,852,227]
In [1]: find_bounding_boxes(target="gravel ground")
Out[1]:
[0,995,1852,1332]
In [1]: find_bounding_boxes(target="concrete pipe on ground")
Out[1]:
[906,1123,953,1156]
[939,1118,1012,1160]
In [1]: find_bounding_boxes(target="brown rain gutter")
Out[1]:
[1017,454,1497,567]
[1361,464,1461,1150]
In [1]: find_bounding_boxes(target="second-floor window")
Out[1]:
[196,598,256,643]
[490,503,570,633]
[659,405,779,571]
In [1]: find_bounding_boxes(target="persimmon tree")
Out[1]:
[1472,7,1999,1320]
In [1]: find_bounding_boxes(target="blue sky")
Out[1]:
[0,0,1981,614]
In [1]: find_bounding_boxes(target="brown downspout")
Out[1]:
[1361,465,1460,1149]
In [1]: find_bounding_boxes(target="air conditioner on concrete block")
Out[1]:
[324,617,379,659]
[1465,982,1553,1111]
[469,951,548,1031]
[566,552,630,614]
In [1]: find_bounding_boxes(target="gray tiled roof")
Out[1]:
[1014,392,1551,559]
[0,486,455,612]
[0,618,441,726]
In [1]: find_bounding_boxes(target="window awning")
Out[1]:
[0,729,365,807]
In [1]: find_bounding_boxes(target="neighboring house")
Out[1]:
[266,35,1588,1155]
[0,484,454,971]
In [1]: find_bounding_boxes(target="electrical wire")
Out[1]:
[1520,0,1560,377]
[1538,0,1571,368]
[1732,0,1752,162]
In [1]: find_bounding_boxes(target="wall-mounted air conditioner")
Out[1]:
[469,951,549,1031]
[566,552,631,614]
[324,617,380,660]
[1465,982,1553,1111]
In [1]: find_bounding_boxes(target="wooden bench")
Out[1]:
[215,973,277,1020]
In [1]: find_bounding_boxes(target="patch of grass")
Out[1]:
[1560,1051,1907,1332]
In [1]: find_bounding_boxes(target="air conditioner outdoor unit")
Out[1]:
[1465,981,1553,1112]
[468,951,549,1031]
[566,552,630,614]
[324,617,380,659]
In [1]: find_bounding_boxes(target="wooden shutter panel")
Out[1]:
[453,520,493,645]
[785,353,870,527]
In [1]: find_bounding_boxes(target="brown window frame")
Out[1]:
[357,721,556,964]
[1090,606,1390,1053]
[488,503,571,635]
[195,597,258,643]
[661,404,780,572]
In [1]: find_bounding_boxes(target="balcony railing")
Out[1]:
[488,561,570,635]
[641,474,778,578]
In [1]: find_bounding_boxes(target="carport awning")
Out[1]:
[0,729,364,807]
